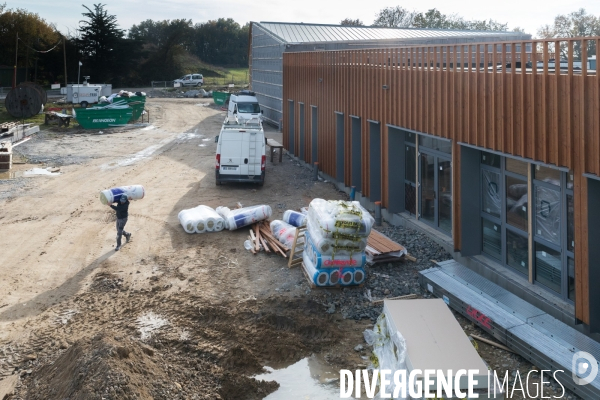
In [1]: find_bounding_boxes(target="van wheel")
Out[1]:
[257,180,264,187]
[80,101,89,108]
[216,180,221,186]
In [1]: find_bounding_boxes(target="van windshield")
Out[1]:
[237,102,261,113]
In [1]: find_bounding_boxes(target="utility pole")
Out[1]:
[63,35,67,86]
[13,33,18,88]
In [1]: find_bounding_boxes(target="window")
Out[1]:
[482,219,501,261]
[482,169,501,218]
[237,103,261,113]
[535,165,560,185]
[507,229,528,276]
[405,141,416,215]
[419,135,451,154]
[506,175,528,231]
[535,243,562,293]
[481,152,501,168]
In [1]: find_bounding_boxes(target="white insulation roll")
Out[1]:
[304,231,366,268]
[216,205,272,231]
[302,250,330,287]
[178,205,225,234]
[353,268,366,285]
[339,268,354,286]
[306,221,366,256]
[283,210,307,227]
[100,185,145,205]
[270,220,297,248]
[307,198,374,238]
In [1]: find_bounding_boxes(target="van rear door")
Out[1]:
[219,130,243,175]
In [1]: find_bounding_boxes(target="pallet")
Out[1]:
[287,227,307,268]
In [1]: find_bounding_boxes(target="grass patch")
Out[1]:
[0,102,79,131]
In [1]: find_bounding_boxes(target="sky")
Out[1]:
[11,0,600,37]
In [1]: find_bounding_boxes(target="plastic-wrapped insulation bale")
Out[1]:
[363,313,408,399]
[194,205,225,232]
[329,269,340,285]
[283,210,307,227]
[339,268,354,286]
[304,231,366,268]
[270,220,297,247]
[306,221,366,256]
[353,268,366,285]
[302,250,330,287]
[100,185,145,205]
[307,198,374,238]
[216,205,272,231]
[178,208,202,234]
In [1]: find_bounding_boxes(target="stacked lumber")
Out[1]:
[366,229,415,264]
[247,220,289,257]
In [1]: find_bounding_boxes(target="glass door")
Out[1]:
[419,151,452,234]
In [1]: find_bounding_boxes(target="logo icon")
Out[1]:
[572,351,598,385]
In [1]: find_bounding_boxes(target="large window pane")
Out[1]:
[567,194,574,252]
[420,153,435,225]
[506,176,528,231]
[568,257,575,301]
[535,186,560,246]
[406,131,416,144]
[482,219,501,261]
[506,158,528,176]
[482,169,501,217]
[507,230,528,275]
[535,242,562,294]
[405,183,416,215]
[419,136,451,154]
[439,159,452,234]
[534,165,560,185]
[405,145,416,183]
[481,151,501,168]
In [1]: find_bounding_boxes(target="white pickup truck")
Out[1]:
[215,118,266,186]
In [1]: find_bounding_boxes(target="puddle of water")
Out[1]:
[23,168,61,176]
[0,170,24,180]
[0,168,60,179]
[255,355,350,400]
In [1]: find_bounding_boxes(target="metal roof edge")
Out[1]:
[252,22,287,44]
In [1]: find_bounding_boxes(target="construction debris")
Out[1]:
[246,220,289,258]
[365,229,411,264]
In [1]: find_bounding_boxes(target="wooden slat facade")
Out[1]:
[283,37,600,325]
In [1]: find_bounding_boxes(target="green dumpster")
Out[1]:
[213,91,230,106]
[122,96,146,121]
[73,106,133,129]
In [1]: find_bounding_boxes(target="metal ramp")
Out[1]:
[419,260,600,399]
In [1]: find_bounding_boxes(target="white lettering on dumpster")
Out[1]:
[92,119,117,123]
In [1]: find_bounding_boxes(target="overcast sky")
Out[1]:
[12,0,600,37]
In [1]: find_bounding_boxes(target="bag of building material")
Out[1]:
[100,185,145,205]
[352,267,366,285]
[283,210,307,227]
[270,220,297,248]
[306,220,367,256]
[363,313,408,399]
[302,250,330,287]
[216,204,272,231]
[304,230,366,268]
[307,198,374,238]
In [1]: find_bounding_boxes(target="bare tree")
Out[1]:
[340,18,364,26]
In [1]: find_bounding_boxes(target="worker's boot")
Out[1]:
[115,236,122,251]
[125,232,131,243]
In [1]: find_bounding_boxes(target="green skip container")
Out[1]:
[120,96,146,121]
[73,107,133,129]
[213,91,230,106]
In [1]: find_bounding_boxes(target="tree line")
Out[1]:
[1,2,599,88]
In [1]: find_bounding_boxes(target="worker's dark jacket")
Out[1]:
[110,200,130,219]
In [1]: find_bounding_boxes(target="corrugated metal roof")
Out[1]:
[256,22,528,44]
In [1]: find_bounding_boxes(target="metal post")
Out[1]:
[63,35,67,87]
[375,201,382,226]
[13,33,18,88]
[349,186,356,200]
[313,162,319,181]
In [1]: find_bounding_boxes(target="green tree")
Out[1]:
[373,6,414,28]
[0,4,59,84]
[340,18,364,26]
[537,8,600,58]
[77,3,125,82]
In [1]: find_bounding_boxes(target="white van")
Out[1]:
[226,90,262,123]
[215,118,266,186]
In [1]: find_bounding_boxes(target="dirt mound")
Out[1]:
[15,293,344,400]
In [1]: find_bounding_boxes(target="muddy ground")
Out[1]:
[0,98,578,399]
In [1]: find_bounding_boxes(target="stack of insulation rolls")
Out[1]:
[302,198,373,287]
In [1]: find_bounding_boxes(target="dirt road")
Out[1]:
[0,98,368,399]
